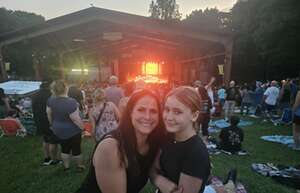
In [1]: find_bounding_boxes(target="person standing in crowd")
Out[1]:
[118,81,135,116]
[224,81,240,121]
[151,86,210,193]
[32,81,60,166]
[46,80,85,171]
[219,116,244,154]
[68,84,86,116]
[279,80,292,111]
[105,75,124,107]
[262,80,280,120]
[89,88,120,142]
[217,85,226,107]
[292,90,300,150]
[76,89,165,193]
[198,86,212,143]
[205,77,216,107]
[0,88,12,118]
[240,84,253,115]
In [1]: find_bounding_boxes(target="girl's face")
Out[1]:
[163,95,198,133]
[131,95,159,136]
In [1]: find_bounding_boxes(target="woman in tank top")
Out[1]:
[77,89,165,193]
[89,88,120,142]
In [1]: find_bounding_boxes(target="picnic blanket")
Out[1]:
[251,163,300,189]
[209,119,253,132]
[205,176,247,193]
[260,135,299,150]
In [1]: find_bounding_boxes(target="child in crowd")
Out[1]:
[219,116,244,154]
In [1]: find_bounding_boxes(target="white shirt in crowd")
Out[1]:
[264,86,280,106]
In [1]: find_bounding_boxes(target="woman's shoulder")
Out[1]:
[94,137,122,165]
[97,137,119,152]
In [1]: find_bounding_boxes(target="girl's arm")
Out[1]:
[150,151,182,193]
[93,138,127,193]
[177,173,202,193]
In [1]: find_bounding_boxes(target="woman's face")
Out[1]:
[163,95,197,133]
[131,95,159,136]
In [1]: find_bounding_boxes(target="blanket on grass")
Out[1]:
[260,135,299,150]
[208,119,253,133]
[251,163,300,189]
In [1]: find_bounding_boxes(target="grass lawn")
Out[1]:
[0,117,299,193]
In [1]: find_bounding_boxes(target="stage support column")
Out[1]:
[224,41,233,86]
[0,45,8,81]
[32,52,42,81]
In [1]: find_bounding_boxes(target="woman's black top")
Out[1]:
[76,135,155,193]
[159,135,210,193]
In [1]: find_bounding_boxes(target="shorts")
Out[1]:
[60,133,82,156]
[224,100,236,111]
[293,115,300,125]
[43,128,60,144]
[265,104,276,112]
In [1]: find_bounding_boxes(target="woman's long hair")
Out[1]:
[113,89,165,175]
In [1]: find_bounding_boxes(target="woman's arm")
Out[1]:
[46,106,52,125]
[150,151,181,193]
[293,91,300,112]
[93,138,127,193]
[69,107,84,130]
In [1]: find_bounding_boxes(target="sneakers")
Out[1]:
[41,158,62,166]
[41,158,53,166]
[51,160,63,165]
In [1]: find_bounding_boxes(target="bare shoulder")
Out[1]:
[93,138,121,165]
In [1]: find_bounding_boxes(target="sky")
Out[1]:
[0,0,237,20]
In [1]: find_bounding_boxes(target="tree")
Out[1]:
[0,7,44,34]
[149,0,181,21]
[183,8,231,31]
[231,0,300,81]
[0,7,45,79]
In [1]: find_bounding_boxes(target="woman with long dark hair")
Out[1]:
[77,89,165,193]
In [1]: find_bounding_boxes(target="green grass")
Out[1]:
[0,117,299,193]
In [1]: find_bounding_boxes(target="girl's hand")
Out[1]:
[171,186,183,193]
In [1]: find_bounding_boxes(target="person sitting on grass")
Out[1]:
[0,110,26,136]
[219,116,244,154]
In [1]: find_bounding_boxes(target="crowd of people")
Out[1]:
[1,75,300,193]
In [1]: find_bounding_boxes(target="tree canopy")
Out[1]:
[0,7,44,34]
[231,0,300,81]
[0,7,45,79]
[149,0,181,21]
